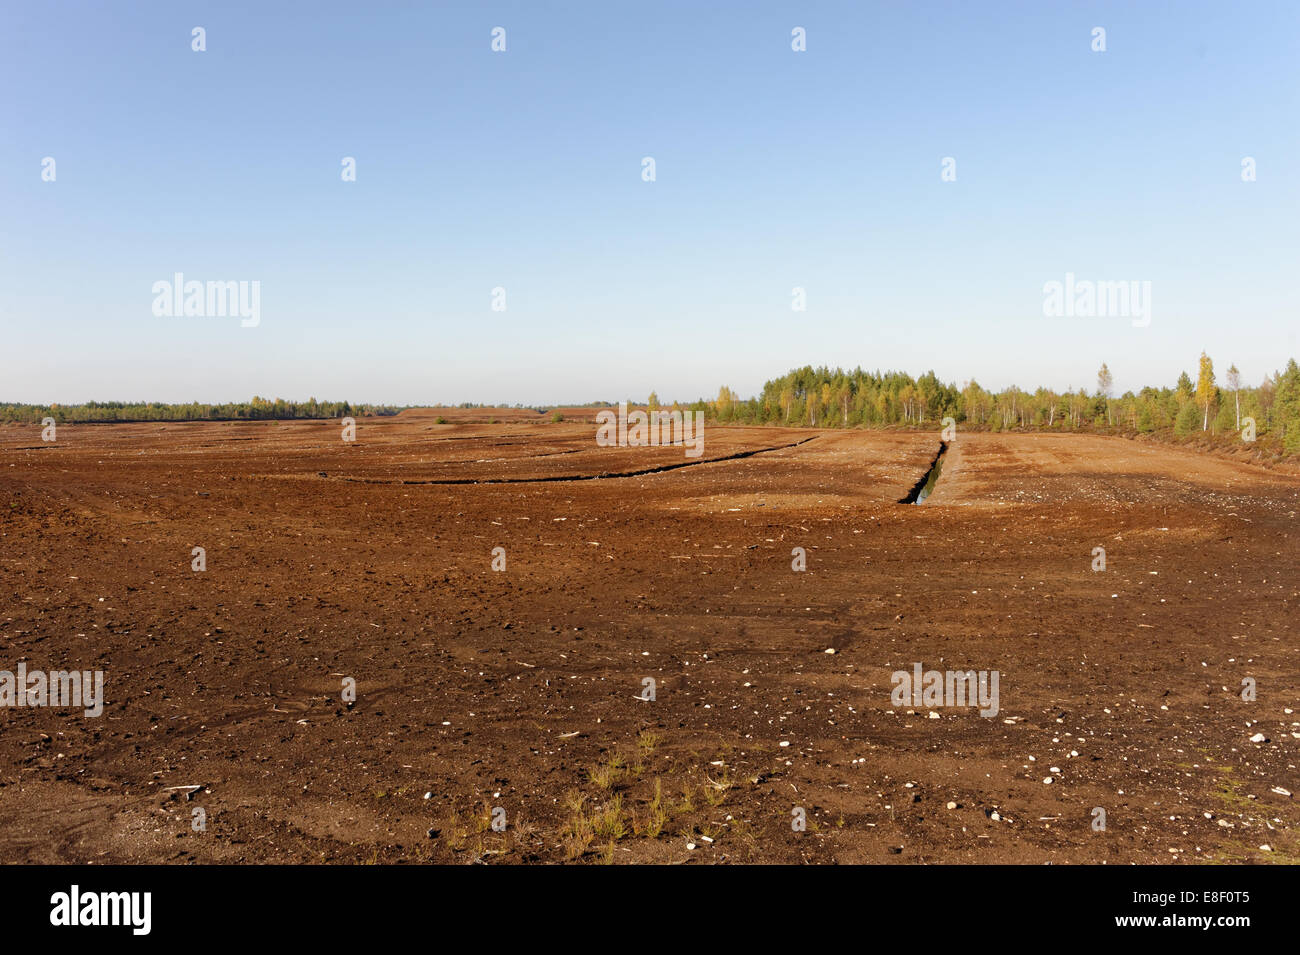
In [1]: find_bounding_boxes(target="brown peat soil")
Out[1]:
[1,418,1296,864]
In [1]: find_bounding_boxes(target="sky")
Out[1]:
[2,1,1297,406]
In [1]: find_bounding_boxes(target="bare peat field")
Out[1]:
[1,417,1297,864]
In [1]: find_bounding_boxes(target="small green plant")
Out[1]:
[702,771,732,807]
[588,753,626,791]
[592,794,626,841]
[442,808,468,851]
[561,790,595,860]
[643,778,668,838]
[672,782,695,815]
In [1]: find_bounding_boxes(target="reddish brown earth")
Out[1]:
[1,419,1296,864]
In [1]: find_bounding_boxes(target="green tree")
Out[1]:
[1276,359,1300,452]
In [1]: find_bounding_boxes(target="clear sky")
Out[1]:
[2,1,1297,405]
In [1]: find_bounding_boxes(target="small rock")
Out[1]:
[946,801,957,810]
[1270,787,1292,797]
[1250,733,1268,743]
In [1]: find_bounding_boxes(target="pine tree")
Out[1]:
[1277,359,1300,452]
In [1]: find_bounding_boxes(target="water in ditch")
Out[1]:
[914,453,943,503]
[900,443,948,505]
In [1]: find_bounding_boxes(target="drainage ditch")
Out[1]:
[899,442,948,504]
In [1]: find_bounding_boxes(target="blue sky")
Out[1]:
[2,1,1297,405]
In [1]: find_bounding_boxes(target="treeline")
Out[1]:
[0,396,402,424]
[430,402,619,410]
[438,402,548,411]
[706,356,1300,454]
